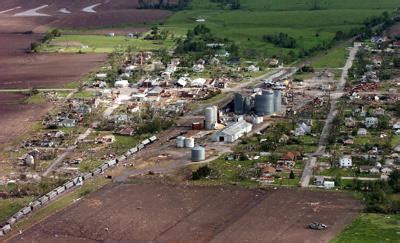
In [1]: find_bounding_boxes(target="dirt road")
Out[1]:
[300,46,359,187]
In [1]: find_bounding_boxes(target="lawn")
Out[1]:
[191,156,260,188]
[0,196,34,223]
[41,35,175,53]
[309,41,350,68]
[332,213,400,243]
[110,135,143,155]
[162,0,400,59]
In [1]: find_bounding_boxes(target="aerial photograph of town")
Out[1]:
[0,0,399,242]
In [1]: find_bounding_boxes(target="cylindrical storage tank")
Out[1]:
[185,137,195,148]
[243,96,253,114]
[204,106,217,130]
[191,146,205,162]
[176,136,185,148]
[234,93,244,114]
[212,106,218,123]
[255,90,274,115]
[273,89,282,113]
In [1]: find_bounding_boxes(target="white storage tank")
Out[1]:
[176,136,186,148]
[205,106,217,130]
[184,137,195,148]
[191,146,205,162]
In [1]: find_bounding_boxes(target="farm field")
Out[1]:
[332,213,400,243]
[162,0,400,58]
[0,93,50,150]
[7,183,362,243]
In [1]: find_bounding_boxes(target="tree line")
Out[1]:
[138,0,189,10]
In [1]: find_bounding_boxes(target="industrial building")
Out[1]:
[212,120,253,143]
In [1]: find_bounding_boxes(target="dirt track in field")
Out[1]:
[7,183,362,243]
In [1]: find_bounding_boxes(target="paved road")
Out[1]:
[300,46,359,188]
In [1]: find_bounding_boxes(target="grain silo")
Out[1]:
[204,106,217,130]
[255,90,274,115]
[243,96,253,114]
[176,136,185,148]
[191,146,205,162]
[234,93,244,114]
[184,137,195,148]
[273,89,282,113]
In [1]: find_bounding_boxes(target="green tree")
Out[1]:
[388,169,400,193]
[289,170,295,179]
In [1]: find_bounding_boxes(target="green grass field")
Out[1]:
[41,35,175,53]
[0,197,34,222]
[309,41,350,68]
[162,0,400,58]
[332,213,400,243]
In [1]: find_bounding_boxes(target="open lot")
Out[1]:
[0,53,106,89]
[0,93,50,149]
[0,0,172,29]
[8,183,361,242]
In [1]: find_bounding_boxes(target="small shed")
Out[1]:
[339,155,352,168]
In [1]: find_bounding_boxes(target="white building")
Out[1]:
[339,155,352,168]
[357,128,368,136]
[365,117,378,128]
[191,78,207,87]
[95,73,107,79]
[324,181,335,189]
[212,120,252,143]
[192,64,205,73]
[114,80,129,88]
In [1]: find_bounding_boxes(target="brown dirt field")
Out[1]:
[0,1,172,31]
[0,53,106,89]
[7,183,362,243]
[0,93,50,149]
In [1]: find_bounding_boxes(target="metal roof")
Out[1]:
[218,120,252,136]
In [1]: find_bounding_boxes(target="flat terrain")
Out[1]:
[8,183,361,243]
[332,213,400,243]
[163,0,400,57]
[0,93,50,149]
[0,53,105,89]
[0,0,171,30]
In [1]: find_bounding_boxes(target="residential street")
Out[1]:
[300,46,359,187]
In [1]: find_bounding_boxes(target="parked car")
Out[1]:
[308,222,327,230]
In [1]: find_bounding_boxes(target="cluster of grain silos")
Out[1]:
[191,146,205,162]
[234,89,281,116]
[255,90,274,116]
[234,93,252,115]
[204,106,218,130]
[176,136,195,148]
